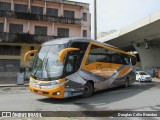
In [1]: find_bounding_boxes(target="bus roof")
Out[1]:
[42,37,116,48]
[42,37,135,57]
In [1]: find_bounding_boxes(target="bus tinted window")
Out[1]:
[86,45,136,65]
[131,56,136,65]
[86,45,104,64]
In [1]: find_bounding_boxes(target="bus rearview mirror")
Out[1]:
[58,48,80,62]
[24,50,38,62]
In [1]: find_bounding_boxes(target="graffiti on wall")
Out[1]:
[0,60,20,72]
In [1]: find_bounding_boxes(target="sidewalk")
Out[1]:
[0,79,29,87]
[152,77,160,82]
[0,83,29,87]
[0,72,29,87]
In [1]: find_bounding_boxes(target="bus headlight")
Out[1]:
[30,78,35,84]
[30,78,40,88]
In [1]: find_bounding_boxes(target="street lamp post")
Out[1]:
[94,0,97,40]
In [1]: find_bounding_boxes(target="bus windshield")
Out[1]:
[31,44,68,79]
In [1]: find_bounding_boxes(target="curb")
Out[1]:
[0,84,29,87]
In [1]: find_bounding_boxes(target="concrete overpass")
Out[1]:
[98,11,160,72]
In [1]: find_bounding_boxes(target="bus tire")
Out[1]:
[82,82,94,97]
[124,78,129,88]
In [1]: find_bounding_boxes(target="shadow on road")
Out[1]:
[37,81,159,111]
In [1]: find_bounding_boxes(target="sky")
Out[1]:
[69,0,160,39]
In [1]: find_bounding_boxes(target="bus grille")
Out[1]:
[33,90,49,95]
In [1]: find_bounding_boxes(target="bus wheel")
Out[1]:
[124,78,129,88]
[82,82,94,97]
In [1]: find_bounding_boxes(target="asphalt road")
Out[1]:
[0,78,160,120]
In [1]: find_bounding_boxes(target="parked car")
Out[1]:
[136,71,152,82]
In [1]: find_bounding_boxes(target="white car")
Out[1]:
[136,71,152,82]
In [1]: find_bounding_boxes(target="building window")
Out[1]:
[35,26,47,35]
[64,10,74,18]
[31,6,43,15]
[83,13,87,21]
[0,45,21,55]
[46,8,58,16]
[0,2,11,11]
[0,23,4,32]
[9,24,23,33]
[58,28,69,38]
[83,30,87,37]
[14,4,27,13]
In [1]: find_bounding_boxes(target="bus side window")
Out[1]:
[124,57,129,65]
[131,56,137,65]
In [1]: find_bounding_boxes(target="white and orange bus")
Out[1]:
[24,38,136,99]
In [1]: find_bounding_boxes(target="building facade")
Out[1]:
[0,0,91,74]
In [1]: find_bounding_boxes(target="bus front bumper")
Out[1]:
[29,77,84,99]
[29,84,84,99]
[29,83,65,99]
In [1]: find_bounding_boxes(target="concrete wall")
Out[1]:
[20,44,40,68]
[0,72,17,84]
[82,7,91,38]
[0,43,40,84]
[133,43,160,71]
[0,43,40,68]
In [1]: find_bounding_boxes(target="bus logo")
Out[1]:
[2,112,11,117]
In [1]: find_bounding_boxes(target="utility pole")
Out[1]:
[94,0,97,40]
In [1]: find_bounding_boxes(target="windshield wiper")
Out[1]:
[44,57,49,78]
[33,58,46,77]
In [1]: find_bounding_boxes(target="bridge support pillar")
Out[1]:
[133,43,160,72]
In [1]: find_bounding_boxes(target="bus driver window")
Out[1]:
[66,56,74,73]
[65,55,78,74]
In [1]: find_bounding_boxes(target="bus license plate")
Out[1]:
[38,91,43,95]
